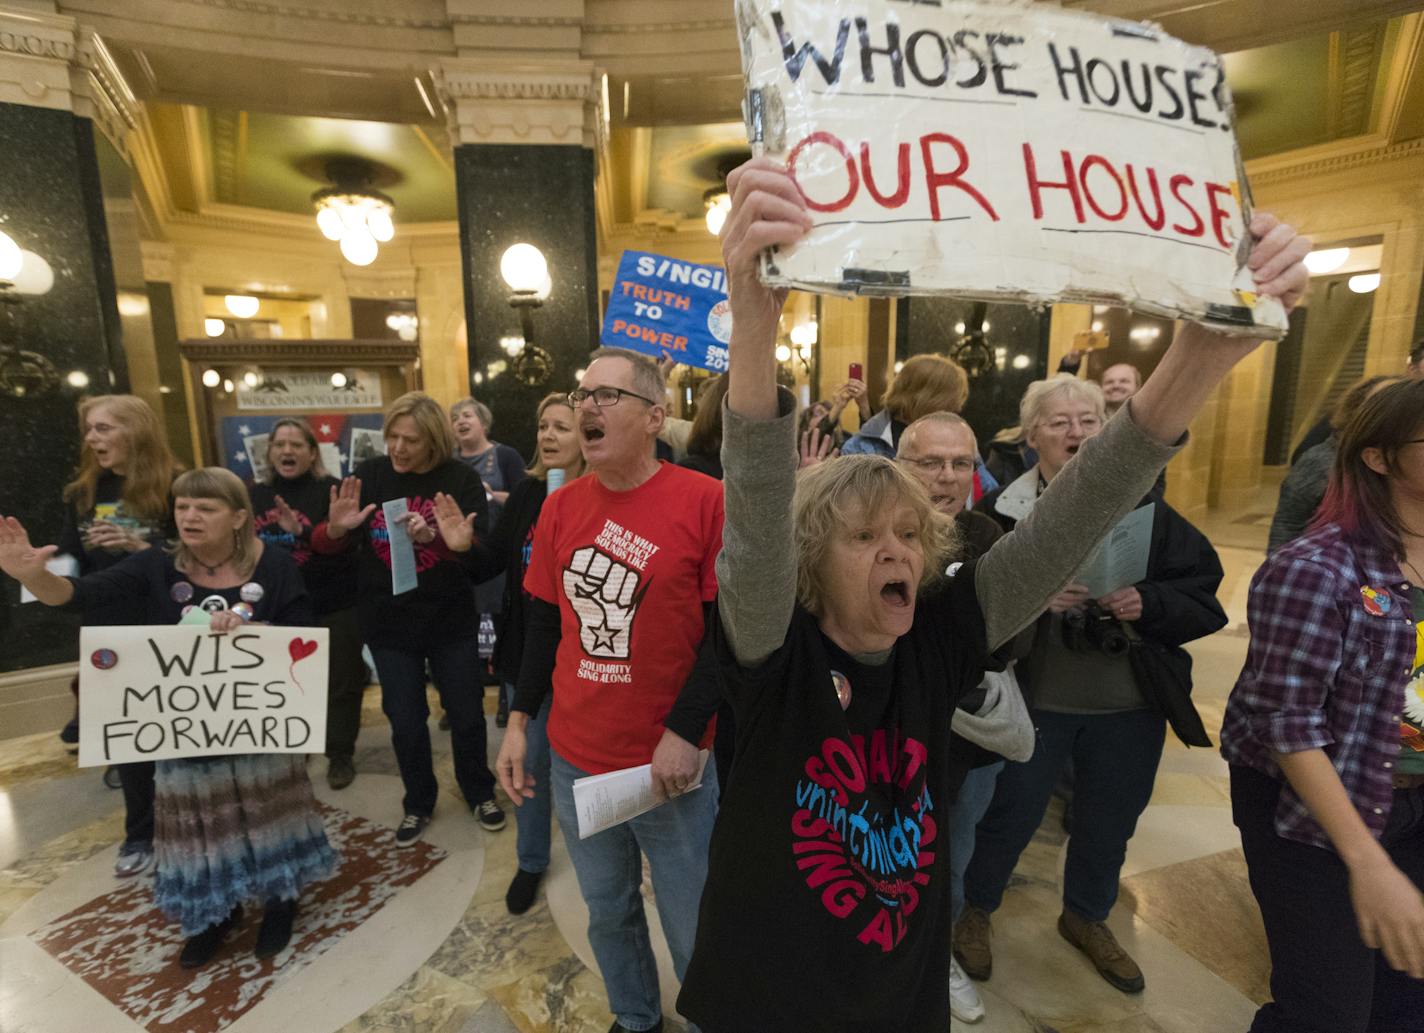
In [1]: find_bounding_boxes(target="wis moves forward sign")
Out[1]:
[78,625,329,767]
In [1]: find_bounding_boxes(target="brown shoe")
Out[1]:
[954,905,993,981]
[1057,911,1144,993]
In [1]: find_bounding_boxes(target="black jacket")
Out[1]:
[981,483,1226,746]
[469,475,548,686]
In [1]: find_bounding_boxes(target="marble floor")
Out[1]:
[1,522,1280,1033]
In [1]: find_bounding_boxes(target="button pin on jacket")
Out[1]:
[831,670,852,710]
[1361,585,1393,618]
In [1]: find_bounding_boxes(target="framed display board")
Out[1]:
[177,339,421,475]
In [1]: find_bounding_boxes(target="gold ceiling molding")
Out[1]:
[586,20,734,35]
[1248,136,1424,186]
[177,0,447,29]
[432,62,601,147]
[433,72,599,102]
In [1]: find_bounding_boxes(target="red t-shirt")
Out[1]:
[524,463,724,774]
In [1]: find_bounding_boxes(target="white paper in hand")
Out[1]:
[381,498,418,595]
[572,750,710,839]
[1075,503,1155,598]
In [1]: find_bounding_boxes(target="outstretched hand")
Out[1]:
[273,495,302,536]
[0,515,58,584]
[799,426,838,469]
[327,477,375,536]
[432,492,478,552]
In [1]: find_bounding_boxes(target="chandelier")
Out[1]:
[312,159,395,267]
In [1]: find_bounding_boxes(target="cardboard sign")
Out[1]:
[736,0,1287,338]
[600,251,734,373]
[78,625,329,767]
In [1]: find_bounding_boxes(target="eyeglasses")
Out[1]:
[1040,415,1103,434]
[568,387,657,408]
[899,456,975,475]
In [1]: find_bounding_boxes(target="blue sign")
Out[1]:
[600,250,733,373]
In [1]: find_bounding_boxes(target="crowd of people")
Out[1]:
[2,156,1423,1033]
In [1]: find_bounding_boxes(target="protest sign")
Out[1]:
[600,251,734,373]
[736,0,1287,338]
[78,625,329,767]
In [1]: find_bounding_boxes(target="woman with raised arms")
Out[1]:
[672,157,1310,1033]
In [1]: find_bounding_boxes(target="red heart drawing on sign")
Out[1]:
[289,638,318,663]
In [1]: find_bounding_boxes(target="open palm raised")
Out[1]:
[0,515,59,583]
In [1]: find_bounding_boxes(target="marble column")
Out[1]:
[435,62,602,458]
[0,9,138,673]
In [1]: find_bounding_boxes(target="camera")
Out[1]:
[1061,602,1130,658]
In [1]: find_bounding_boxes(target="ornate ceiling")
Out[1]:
[39,0,1424,244]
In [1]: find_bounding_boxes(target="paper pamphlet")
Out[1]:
[1074,503,1155,599]
[572,750,711,840]
[381,498,418,595]
[20,554,79,603]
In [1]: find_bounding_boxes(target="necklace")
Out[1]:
[195,551,236,576]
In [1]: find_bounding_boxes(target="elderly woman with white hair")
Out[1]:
[955,372,1228,997]
[672,158,1310,1033]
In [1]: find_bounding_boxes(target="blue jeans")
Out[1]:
[964,708,1166,922]
[949,760,1004,926]
[551,747,718,1032]
[369,638,495,817]
[505,682,551,873]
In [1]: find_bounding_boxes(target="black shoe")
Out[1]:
[59,717,79,750]
[607,1020,661,1033]
[495,692,510,729]
[506,868,545,915]
[395,813,429,847]
[179,905,242,968]
[326,756,355,790]
[255,899,296,960]
[103,765,122,790]
[475,799,506,832]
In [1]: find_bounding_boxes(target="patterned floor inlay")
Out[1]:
[32,804,446,1032]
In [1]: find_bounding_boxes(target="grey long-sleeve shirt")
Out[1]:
[716,396,1183,665]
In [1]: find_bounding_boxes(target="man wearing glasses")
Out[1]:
[895,412,1035,1025]
[498,346,723,1033]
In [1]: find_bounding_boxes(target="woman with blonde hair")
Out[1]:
[0,467,335,967]
[317,391,504,845]
[459,391,585,914]
[57,394,181,878]
[670,157,1309,1032]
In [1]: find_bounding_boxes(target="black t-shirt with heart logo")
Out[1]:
[677,562,992,1033]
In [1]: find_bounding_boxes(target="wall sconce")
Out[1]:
[0,227,61,397]
[500,242,554,385]
[1304,248,1350,275]
[204,317,226,338]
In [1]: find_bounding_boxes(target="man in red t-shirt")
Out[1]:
[498,347,722,1033]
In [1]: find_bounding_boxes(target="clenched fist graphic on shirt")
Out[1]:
[562,546,645,659]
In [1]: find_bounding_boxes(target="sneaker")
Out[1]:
[506,868,544,915]
[255,899,296,960]
[114,844,154,877]
[395,814,429,847]
[949,955,985,1023]
[179,905,241,968]
[102,765,122,790]
[475,799,506,832]
[326,756,355,790]
[1057,910,1145,993]
[954,905,994,981]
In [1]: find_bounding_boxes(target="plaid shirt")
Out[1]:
[1221,523,1418,850]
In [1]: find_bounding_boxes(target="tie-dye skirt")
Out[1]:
[153,754,338,936]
